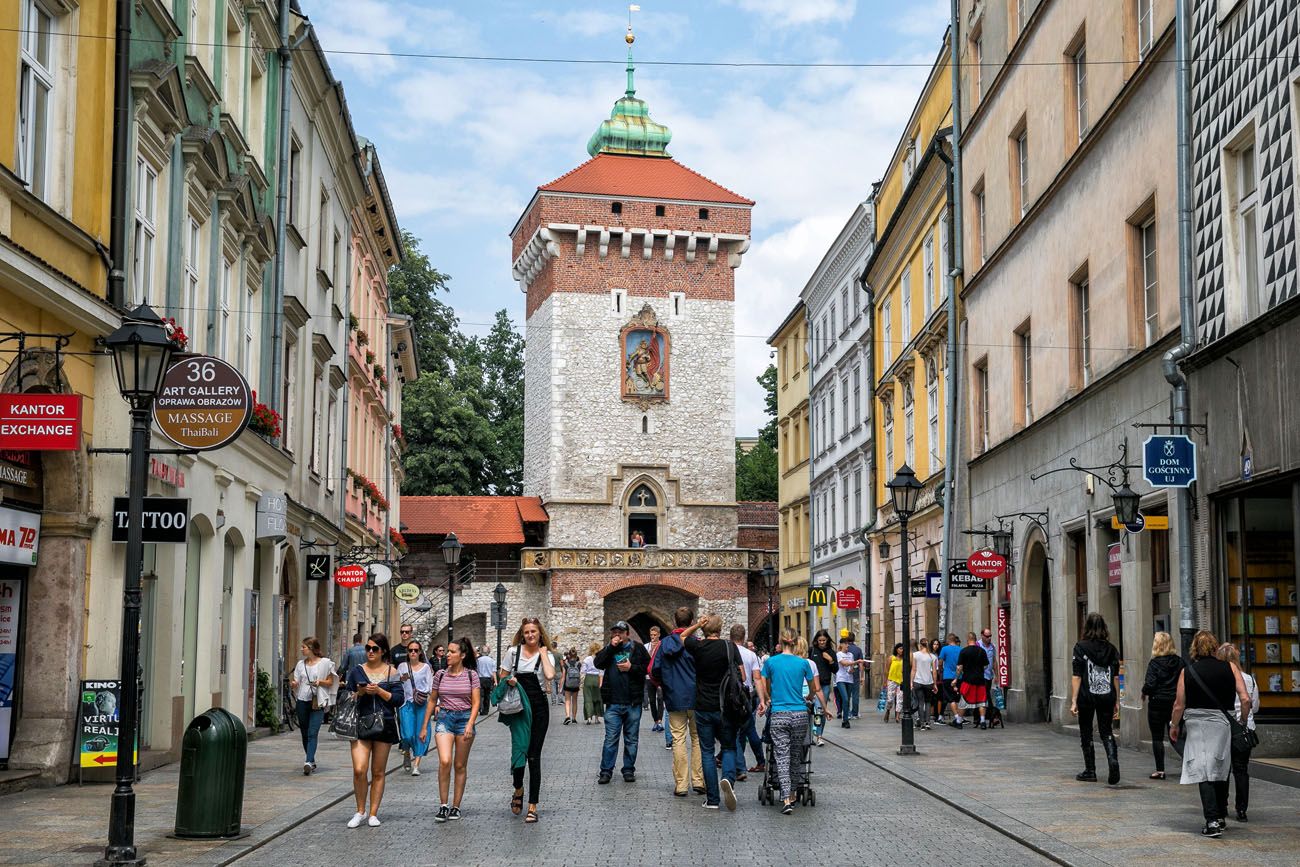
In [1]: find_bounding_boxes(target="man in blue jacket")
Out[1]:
[657,606,704,797]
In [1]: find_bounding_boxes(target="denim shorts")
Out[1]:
[435,709,473,736]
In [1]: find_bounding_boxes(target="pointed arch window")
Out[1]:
[626,482,661,546]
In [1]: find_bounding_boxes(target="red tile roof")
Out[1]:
[400,496,548,545]
[539,154,754,205]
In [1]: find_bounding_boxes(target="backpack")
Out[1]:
[564,661,581,690]
[720,642,751,729]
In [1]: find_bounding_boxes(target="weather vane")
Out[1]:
[627,4,639,43]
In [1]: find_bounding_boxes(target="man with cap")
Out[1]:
[593,621,652,783]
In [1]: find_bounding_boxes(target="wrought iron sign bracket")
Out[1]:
[1029,441,1138,494]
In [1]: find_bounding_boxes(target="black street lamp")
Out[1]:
[761,565,777,652]
[493,582,508,669]
[440,532,463,645]
[99,304,177,867]
[991,525,1013,559]
[887,463,922,758]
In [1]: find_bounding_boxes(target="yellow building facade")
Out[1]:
[769,301,811,643]
[866,42,957,656]
[0,0,123,777]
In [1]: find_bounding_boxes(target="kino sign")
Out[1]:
[153,356,252,451]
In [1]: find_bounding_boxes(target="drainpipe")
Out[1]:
[1166,0,1197,657]
[108,0,132,308]
[271,2,310,413]
[939,5,965,639]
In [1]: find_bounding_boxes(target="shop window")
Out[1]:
[1149,508,1171,634]
[1222,483,1299,715]
[1070,529,1088,640]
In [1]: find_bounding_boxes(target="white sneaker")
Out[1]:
[411,766,421,776]
[347,812,365,828]
[720,778,737,811]
[367,815,381,827]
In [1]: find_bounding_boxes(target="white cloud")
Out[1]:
[305,1,478,83]
[723,0,857,28]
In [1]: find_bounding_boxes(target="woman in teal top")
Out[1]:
[757,629,821,814]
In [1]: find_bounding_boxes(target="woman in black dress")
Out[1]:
[344,632,404,827]
[500,617,556,823]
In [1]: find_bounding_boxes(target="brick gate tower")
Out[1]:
[510,32,773,645]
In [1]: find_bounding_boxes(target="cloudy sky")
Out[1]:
[301,0,950,434]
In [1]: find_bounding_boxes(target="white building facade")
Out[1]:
[803,203,874,638]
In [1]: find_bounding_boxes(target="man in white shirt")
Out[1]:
[731,624,766,776]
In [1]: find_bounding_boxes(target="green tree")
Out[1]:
[735,440,778,501]
[756,363,778,448]
[473,310,525,494]
[387,230,460,377]
[399,369,494,495]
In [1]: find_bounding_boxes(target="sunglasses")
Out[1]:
[365,645,382,653]
[521,618,541,626]
[400,630,412,634]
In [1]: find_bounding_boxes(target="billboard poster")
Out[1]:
[77,680,137,768]
[0,579,20,760]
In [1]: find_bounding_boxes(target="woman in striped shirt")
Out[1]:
[421,637,481,822]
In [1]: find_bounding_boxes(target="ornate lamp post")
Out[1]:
[493,582,508,669]
[99,304,177,867]
[440,532,463,645]
[761,565,777,652]
[887,463,923,757]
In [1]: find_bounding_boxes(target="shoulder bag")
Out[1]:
[1185,661,1259,753]
[330,667,360,741]
[497,649,524,716]
[720,641,751,728]
[413,664,430,706]
[357,666,395,741]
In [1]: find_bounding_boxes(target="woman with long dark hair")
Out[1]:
[500,617,556,823]
[562,647,582,724]
[1169,630,1252,837]
[1215,642,1258,823]
[1070,613,1121,785]
[343,632,403,827]
[422,637,481,822]
[808,630,836,745]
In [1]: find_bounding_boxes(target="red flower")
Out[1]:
[248,390,282,439]
[162,317,189,350]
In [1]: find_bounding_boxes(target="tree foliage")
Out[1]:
[736,440,778,501]
[391,234,524,496]
[757,363,778,449]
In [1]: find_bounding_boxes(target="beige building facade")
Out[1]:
[959,0,1185,745]
[770,302,812,642]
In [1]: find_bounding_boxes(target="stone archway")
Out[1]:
[2,349,95,782]
[603,584,696,644]
[1019,535,1052,723]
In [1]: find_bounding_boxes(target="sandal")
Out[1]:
[524,807,539,823]
[510,790,524,815]
[1150,771,1166,780]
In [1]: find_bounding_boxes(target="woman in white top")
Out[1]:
[911,638,938,731]
[581,642,604,724]
[288,636,335,775]
[397,641,434,776]
[834,637,856,730]
[1216,643,1260,822]
[500,618,556,823]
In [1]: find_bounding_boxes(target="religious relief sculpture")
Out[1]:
[621,304,670,406]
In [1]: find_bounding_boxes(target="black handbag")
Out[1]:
[1185,662,1259,753]
[356,666,396,741]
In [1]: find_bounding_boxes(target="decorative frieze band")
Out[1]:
[520,547,776,572]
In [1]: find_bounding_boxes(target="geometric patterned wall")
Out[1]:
[1191,0,1299,343]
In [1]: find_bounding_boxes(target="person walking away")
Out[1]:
[657,606,705,797]
[338,633,366,685]
[883,644,905,724]
[845,630,865,720]
[593,621,650,783]
[834,637,856,729]
[397,641,433,776]
[680,614,741,810]
[581,642,604,723]
[731,624,764,777]
[343,633,404,827]
[475,645,497,714]
[424,638,481,822]
[289,636,335,774]
[954,634,991,730]
[1216,642,1258,822]
[757,628,820,815]
[561,648,582,724]
[1169,630,1252,836]
[1141,631,1183,780]
[1070,613,1121,783]
[911,638,937,731]
[500,618,555,823]
[549,643,564,706]
[645,626,667,732]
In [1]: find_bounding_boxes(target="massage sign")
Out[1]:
[0,394,82,450]
[153,356,252,451]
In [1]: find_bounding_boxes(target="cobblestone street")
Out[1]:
[232,703,1048,867]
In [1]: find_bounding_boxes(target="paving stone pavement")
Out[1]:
[232,703,1051,867]
[821,710,1300,867]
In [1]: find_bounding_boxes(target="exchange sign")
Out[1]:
[836,587,861,610]
[0,394,82,450]
[153,356,252,451]
[967,548,1008,580]
[335,564,367,589]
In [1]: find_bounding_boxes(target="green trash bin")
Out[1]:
[174,707,248,838]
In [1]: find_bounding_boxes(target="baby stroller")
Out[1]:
[756,703,816,807]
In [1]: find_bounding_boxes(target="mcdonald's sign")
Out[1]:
[807,586,828,606]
